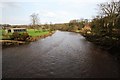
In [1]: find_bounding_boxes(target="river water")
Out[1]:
[2,31,120,78]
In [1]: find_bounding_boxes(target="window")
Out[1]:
[13,29,26,32]
[8,29,11,33]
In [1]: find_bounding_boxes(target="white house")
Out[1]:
[5,28,27,33]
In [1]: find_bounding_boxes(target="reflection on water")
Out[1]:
[2,31,120,78]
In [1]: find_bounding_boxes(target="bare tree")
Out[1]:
[99,0,119,17]
[30,13,40,32]
[98,0,120,34]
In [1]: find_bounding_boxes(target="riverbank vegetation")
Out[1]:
[81,0,120,60]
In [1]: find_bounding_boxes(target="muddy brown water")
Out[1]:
[2,31,120,78]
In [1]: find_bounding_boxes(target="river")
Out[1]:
[2,31,120,78]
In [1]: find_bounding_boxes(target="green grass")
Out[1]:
[27,29,49,37]
[0,29,2,40]
[0,29,50,40]
[0,29,12,40]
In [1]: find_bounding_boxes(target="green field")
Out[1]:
[27,29,49,37]
[0,29,50,40]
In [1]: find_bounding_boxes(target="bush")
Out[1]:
[10,32,19,40]
[10,32,30,41]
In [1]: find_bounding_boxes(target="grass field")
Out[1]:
[27,29,49,37]
[0,29,50,40]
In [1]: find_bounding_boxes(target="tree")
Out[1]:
[30,13,40,32]
[98,0,120,34]
[98,0,119,17]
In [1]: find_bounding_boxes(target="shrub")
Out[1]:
[10,32,19,40]
[10,32,30,41]
[20,33,30,41]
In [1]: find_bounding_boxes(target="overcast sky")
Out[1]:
[0,0,111,25]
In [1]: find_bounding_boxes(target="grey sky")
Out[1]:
[0,0,111,25]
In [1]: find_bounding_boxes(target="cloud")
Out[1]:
[32,10,72,23]
[0,2,20,9]
[1,0,115,25]
[43,12,57,18]
[34,10,70,18]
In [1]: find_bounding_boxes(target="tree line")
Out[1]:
[90,0,120,36]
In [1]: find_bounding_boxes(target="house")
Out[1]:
[5,28,27,33]
[83,24,91,31]
[81,24,92,34]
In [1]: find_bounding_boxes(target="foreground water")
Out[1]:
[2,31,120,78]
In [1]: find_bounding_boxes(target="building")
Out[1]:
[5,28,27,33]
[83,24,91,31]
[81,24,92,34]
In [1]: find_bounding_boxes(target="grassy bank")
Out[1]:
[27,30,55,42]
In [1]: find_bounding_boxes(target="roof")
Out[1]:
[7,28,27,30]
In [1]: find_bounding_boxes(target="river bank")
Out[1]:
[81,33,120,61]
[1,31,55,48]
